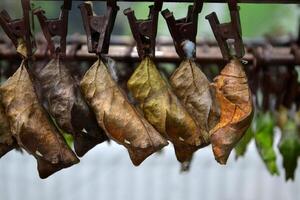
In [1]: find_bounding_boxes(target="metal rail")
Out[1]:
[0,36,297,66]
[31,0,300,4]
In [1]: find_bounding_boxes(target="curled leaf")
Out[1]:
[210,59,253,164]
[0,102,17,157]
[31,57,107,157]
[170,59,220,144]
[255,112,279,175]
[80,58,168,166]
[277,107,300,181]
[127,57,204,163]
[0,62,79,178]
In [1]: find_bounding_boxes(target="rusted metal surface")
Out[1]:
[0,36,297,66]
[33,0,72,56]
[162,0,203,58]
[78,0,119,54]
[0,0,34,57]
[31,0,300,4]
[124,0,162,58]
[206,0,245,60]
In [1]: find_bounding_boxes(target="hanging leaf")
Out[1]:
[30,57,108,157]
[80,58,168,166]
[0,62,79,178]
[278,120,300,181]
[235,124,254,159]
[277,106,300,181]
[210,59,253,164]
[255,112,279,175]
[127,57,205,164]
[0,102,17,157]
[170,59,220,144]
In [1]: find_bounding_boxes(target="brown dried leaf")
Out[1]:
[127,57,204,163]
[210,59,253,164]
[0,62,79,178]
[31,57,107,157]
[170,59,220,144]
[80,58,168,165]
[0,102,17,157]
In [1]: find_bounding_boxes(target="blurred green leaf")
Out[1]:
[254,112,279,175]
[278,117,300,181]
[239,4,298,38]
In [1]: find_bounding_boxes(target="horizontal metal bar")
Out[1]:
[30,0,300,4]
[0,36,297,66]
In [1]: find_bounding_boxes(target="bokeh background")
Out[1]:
[0,1,300,200]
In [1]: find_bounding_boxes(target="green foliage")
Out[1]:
[239,4,298,37]
[278,118,300,181]
[254,112,279,175]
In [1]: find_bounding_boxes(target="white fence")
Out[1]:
[0,140,299,200]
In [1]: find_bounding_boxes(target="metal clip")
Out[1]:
[124,0,163,58]
[78,0,119,55]
[205,0,245,60]
[33,0,72,57]
[0,0,35,57]
[161,0,203,58]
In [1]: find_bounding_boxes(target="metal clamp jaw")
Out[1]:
[205,0,245,61]
[124,0,163,59]
[0,0,35,58]
[78,0,119,55]
[161,0,203,58]
[33,0,72,57]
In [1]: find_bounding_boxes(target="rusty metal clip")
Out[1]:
[161,0,203,58]
[124,0,163,58]
[78,0,119,55]
[33,0,72,57]
[205,0,245,60]
[0,0,35,58]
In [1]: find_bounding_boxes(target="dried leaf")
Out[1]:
[80,58,168,165]
[127,57,204,163]
[0,62,79,178]
[210,59,253,164]
[255,112,279,175]
[0,102,17,157]
[31,57,107,157]
[277,107,300,181]
[170,59,220,144]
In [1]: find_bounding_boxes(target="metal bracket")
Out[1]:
[161,0,203,58]
[33,0,72,57]
[205,0,245,60]
[78,0,119,55]
[124,0,162,58]
[0,0,35,57]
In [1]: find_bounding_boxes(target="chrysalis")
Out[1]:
[0,102,17,158]
[277,106,300,180]
[0,62,79,178]
[127,57,205,163]
[210,59,253,164]
[170,59,220,145]
[255,111,279,175]
[31,57,108,157]
[80,58,168,165]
